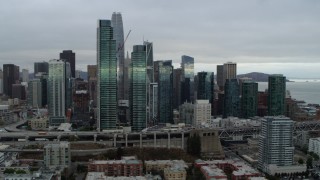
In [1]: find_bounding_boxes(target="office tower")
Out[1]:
[123,52,131,100]
[268,74,286,116]
[181,55,194,103]
[111,12,125,100]
[27,79,42,108]
[130,45,147,131]
[216,65,224,90]
[193,100,211,127]
[64,62,72,112]
[3,64,19,97]
[179,102,194,125]
[22,69,29,82]
[149,82,158,125]
[97,20,117,130]
[39,74,48,107]
[258,116,294,172]
[223,62,237,86]
[197,72,214,101]
[12,84,26,100]
[155,60,173,124]
[0,69,3,94]
[87,65,97,107]
[223,79,240,118]
[34,61,49,75]
[173,68,183,109]
[241,81,258,118]
[144,41,154,124]
[60,50,75,78]
[48,59,67,126]
[44,142,71,170]
[73,79,89,114]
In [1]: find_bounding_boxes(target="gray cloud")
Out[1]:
[0,0,320,77]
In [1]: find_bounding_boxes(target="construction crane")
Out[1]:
[117,30,131,53]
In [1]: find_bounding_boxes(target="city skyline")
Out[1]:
[0,0,319,78]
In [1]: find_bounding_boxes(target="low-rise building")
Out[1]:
[29,117,48,130]
[309,137,320,156]
[44,142,70,170]
[145,160,187,173]
[195,159,262,180]
[0,105,15,125]
[88,159,143,177]
[164,164,187,180]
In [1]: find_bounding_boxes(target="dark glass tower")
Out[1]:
[223,79,240,118]
[60,50,75,78]
[241,81,258,118]
[181,55,194,103]
[197,71,214,100]
[268,74,286,116]
[34,61,49,75]
[111,12,125,101]
[97,20,117,130]
[130,45,147,131]
[3,64,19,98]
[155,60,173,124]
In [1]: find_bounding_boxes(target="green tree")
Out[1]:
[16,169,27,174]
[313,153,320,161]
[187,134,201,157]
[298,158,304,164]
[307,156,313,169]
[3,168,15,174]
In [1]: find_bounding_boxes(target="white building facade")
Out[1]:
[193,100,211,127]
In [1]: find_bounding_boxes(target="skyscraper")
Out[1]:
[97,20,117,130]
[0,69,3,94]
[48,59,67,126]
[34,61,49,75]
[216,65,224,90]
[223,62,237,86]
[27,79,42,108]
[60,50,75,78]
[268,74,286,116]
[241,81,258,118]
[181,55,194,103]
[3,64,20,98]
[173,68,183,109]
[258,116,294,172]
[87,65,97,107]
[130,45,147,132]
[155,60,173,124]
[111,12,125,101]
[22,69,29,82]
[197,71,214,101]
[223,79,240,118]
[144,41,155,124]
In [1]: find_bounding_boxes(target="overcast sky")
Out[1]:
[1,0,320,78]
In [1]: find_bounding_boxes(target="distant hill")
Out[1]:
[237,72,289,82]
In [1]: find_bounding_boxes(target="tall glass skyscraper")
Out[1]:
[130,45,147,132]
[223,79,240,118]
[144,41,154,123]
[268,74,286,116]
[181,55,194,103]
[258,116,294,172]
[48,59,67,126]
[111,12,125,101]
[97,20,117,130]
[197,71,214,100]
[241,81,258,118]
[156,60,173,124]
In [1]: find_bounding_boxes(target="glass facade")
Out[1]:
[130,45,147,132]
[181,55,194,103]
[48,59,66,126]
[197,71,214,101]
[97,20,117,130]
[157,60,173,124]
[111,12,125,100]
[223,79,240,118]
[241,81,258,118]
[268,74,286,116]
[258,116,294,171]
